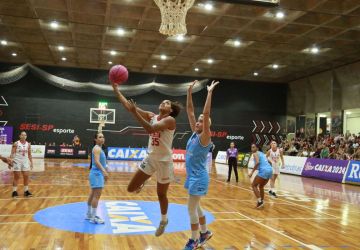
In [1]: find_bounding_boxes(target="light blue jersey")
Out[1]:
[91,145,107,173]
[89,145,107,188]
[184,133,212,196]
[256,151,273,180]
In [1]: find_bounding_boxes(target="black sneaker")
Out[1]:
[256,200,264,209]
[12,191,19,198]
[24,191,33,197]
[269,190,273,195]
[272,192,278,198]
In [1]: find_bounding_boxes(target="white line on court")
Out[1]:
[0,184,157,187]
[0,222,37,225]
[0,195,270,202]
[217,217,338,221]
[0,214,34,217]
[236,211,322,250]
[210,178,338,218]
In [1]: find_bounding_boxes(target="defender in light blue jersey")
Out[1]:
[183,80,219,250]
[86,132,109,224]
[249,144,273,209]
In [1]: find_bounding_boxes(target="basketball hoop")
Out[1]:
[153,0,195,36]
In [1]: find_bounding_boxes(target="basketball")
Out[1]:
[109,65,128,85]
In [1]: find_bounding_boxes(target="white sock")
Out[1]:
[13,186,17,192]
[91,207,97,218]
[191,230,198,240]
[87,205,91,214]
[24,186,29,192]
[257,198,262,202]
[161,214,167,222]
[200,224,207,234]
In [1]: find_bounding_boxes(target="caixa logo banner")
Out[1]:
[344,161,360,185]
[107,148,192,162]
[107,148,148,161]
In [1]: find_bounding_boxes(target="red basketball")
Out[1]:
[109,65,128,85]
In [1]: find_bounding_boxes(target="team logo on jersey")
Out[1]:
[33,200,215,235]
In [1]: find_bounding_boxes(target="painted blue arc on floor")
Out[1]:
[33,200,215,235]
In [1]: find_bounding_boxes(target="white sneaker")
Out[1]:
[155,219,168,237]
[90,216,105,224]
[85,213,92,220]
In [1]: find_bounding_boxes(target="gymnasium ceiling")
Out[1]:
[0,0,360,83]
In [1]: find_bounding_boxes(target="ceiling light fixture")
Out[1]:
[311,47,319,54]
[204,3,213,11]
[1,40,7,45]
[50,21,59,29]
[275,11,285,19]
[61,57,67,61]
[12,52,17,57]
[110,50,117,55]
[152,65,157,68]
[272,64,279,69]
[253,72,258,76]
[234,40,241,47]
[207,59,214,64]
[194,68,199,72]
[58,46,64,51]
[176,35,185,41]
[117,28,125,36]
[108,61,113,65]
[160,55,167,60]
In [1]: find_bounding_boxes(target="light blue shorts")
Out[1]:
[185,176,209,196]
[89,171,104,189]
[258,168,273,180]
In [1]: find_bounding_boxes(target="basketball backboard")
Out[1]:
[90,108,116,124]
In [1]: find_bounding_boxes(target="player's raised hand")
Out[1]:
[207,80,219,92]
[188,80,198,93]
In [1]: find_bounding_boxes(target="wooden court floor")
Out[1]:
[0,158,359,250]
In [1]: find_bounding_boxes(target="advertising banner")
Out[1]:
[0,144,12,156]
[302,158,349,183]
[107,147,147,161]
[215,151,227,164]
[282,156,307,176]
[31,145,46,158]
[344,161,360,185]
[0,144,45,158]
[0,126,13,144]
[45,146,88,159]
[172,149,186,162]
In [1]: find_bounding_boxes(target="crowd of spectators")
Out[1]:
[279,133,360,160]
[30,135,83,148]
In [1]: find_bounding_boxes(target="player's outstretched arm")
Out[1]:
[200,80,219,146]
[187,81,197,132]
[111,83,154,121]
[128,99,175,134]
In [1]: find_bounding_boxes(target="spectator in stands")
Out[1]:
[352,148,360,160]
[281,133,360,160]
[320,144,330,159]
[73,135,82,148]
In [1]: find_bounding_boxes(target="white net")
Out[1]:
[153,0,195,36]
